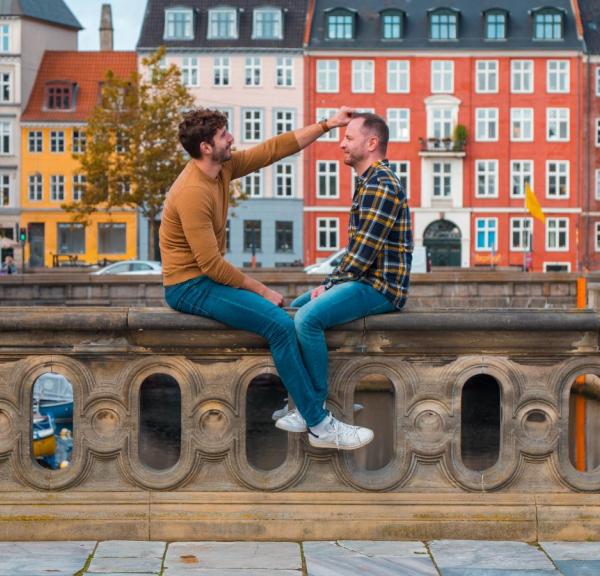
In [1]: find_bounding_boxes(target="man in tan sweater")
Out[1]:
[161,107,373,450]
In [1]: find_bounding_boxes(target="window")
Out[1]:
[275,221,293,252]
[596,169,600,199]
[316,60,338,93]
[274,110,294,135]
[208,8,237,39]
[430,9,458,40]
[475,108,498,141]
[50,175,65,201]
[0,121,10,154]
[28,131,42,153]
[72,174,86,201]
[387,60,409,93]
[28,174,42,201]
[164,8,194,39]
[0,173,9,206]
[243,220,262,252]
[275,162,294,197]
[596,119,600,147]
[547,60,569,93]
[253,8,282,39]
[276,57,293,87]
[534,9,563,41]
[476,160,498,197]
[511,108,533,141]
[511,60,533,93]
[243,109,262,142]
[389,161,410,198]
[352,60,374,93]
[317,218,339,250]
[242,171,262,197]
[546,218,568,250]
[381,10,403,40]
[476,218,497,250]
[431,108,454,139]
[316,108,339,141]
[0,72,10,102]
[433,162,452,198]
[485,10,506,40]
[388,109,410,141]
[595,222,600,251]
[115,131,128,153]
[72,130,86,153]
[213,57,230,86]
[546,161,569,198]
[57,223,85,254]
[317,161,338,198]
[181,57,199,86]
[327,9,354,39]
[431,61,454,93]
[50,130,65,153]
[476,60,498,93]
[45,82,74,109]
[596,68,600,96]
[511,218,532,251]
[0,24,9,52]
[547,108,569,141]
[511,160,533,197]
[98,223,126,254]
[245,57,261,87]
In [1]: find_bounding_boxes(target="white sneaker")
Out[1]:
[275,407,307,432]
[271,401,290,421]
[308,414,374,450]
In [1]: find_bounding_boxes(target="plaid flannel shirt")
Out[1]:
[325,159,413,309]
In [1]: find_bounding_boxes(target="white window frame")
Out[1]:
[274,109,295,135]
[213,57,230,87]
[72,129,86,154]
[244,56,262,87]
[316,108,339,141]
[475,60,498,93]
[511,60,534,93]
[431,61,454,94]
[432,161,452,198]
[28,173,43,202]
[0,71,11,103]
[475,108,499,142]
[387,60,409,93]
[0,121,11,155]
[387,108,410,142]
[276,56,294,87]
[475,160,499,198]
[596,169,600,200]
[164,8,194,40]
[28,130,42,153]
[208,8,237,39]
[510,217,533,252]
[316,60,339,93]
[595,118,600,147]
[510,160,534,198]
[546,108,569,142]
[181,56,199,87]
[0,24,9,53]
[543,262,571,272]
[316,217,339,250]
[596,67,600,97]
[547,60,569,93]
[475,218,498,251]
[595,222,600,251]
[50,130,65,153]
[546,160,569,199]
[50,174,65,202]
[72,174,86,201]
[274,162,295,197]
[0,172,10,207]
[431,107,454,139]
[242,108,263,142]
[351,60,374,93]
[389,160,410,198]
[546,217,569,252]
[510,108,534,142]
[252,7,283,39]
[316,160,339,198]
[242,170,263,197]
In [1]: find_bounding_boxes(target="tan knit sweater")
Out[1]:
[160,132,300,287]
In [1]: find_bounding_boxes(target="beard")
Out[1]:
[212,145,231,163]
[343,150,362,167]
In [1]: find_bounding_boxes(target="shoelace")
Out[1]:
[330,418,361,449]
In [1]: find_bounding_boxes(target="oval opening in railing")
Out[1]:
[246,373,287,471]
[352,374,394,471]
[139,374,181,470]
[31,372,73,470]
[461,375,500,471]
[569,374,600,473]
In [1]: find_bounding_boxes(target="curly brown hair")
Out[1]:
[178,108,228,159]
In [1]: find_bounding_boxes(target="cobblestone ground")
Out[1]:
[0,540,598,575]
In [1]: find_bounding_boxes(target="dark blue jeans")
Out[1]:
[164,276,327,427]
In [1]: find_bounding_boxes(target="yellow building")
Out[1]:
[20,51,137,268]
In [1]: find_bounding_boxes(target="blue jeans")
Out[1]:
[291,281,395,404]
[164,276,327,427]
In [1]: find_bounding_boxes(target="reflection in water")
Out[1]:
[569,374,600,472]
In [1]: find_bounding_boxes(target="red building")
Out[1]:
[304,0,585,272]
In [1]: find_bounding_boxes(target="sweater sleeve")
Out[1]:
[229,132,301,180]
[178,187,246,287]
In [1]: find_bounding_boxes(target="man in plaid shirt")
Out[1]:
[275,110,413,438]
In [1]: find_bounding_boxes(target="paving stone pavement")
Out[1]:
[0,540,599,575]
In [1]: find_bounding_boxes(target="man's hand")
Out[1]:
[241,274,284,307]
[328,107,355,129]
[311,285,326,300]
[263,287,285,307]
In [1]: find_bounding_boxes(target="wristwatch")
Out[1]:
[319,118,331,133]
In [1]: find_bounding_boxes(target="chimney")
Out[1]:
[100,4,113,51]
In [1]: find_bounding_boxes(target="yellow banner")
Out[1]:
[525,182,545,223]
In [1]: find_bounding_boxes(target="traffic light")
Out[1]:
[19,227,26,244]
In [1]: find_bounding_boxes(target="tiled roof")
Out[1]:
[21,51,136,123]
[137,0,308,50]
[307,0,583,51]
[0,0,82,30]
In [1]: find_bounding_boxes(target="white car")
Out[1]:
[92,260,162,275]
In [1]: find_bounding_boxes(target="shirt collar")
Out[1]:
[355,159,389,185]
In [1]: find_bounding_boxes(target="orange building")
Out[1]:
[20,51,137,268]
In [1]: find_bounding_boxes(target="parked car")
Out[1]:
[305,247,428,274]
[92,260,162,275]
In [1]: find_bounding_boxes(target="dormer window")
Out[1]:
[326,8,355,40]
[533,8,564,40]
[381,9,404,40]
[164,8,194,40]
[253,7,283,39]
[45,81,76,110]
[484,9,507,40]
[208,7,238,39]
[429,8,459,41]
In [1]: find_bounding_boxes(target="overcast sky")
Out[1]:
[66,0,148,51]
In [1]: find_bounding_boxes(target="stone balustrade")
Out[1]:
[0,306,599,541]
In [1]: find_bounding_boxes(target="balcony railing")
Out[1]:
[419,137,466,153]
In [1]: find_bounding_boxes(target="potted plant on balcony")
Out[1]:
[442,137,452,150]
[452,124,467,151]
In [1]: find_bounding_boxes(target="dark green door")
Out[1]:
[424,220,461,267]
